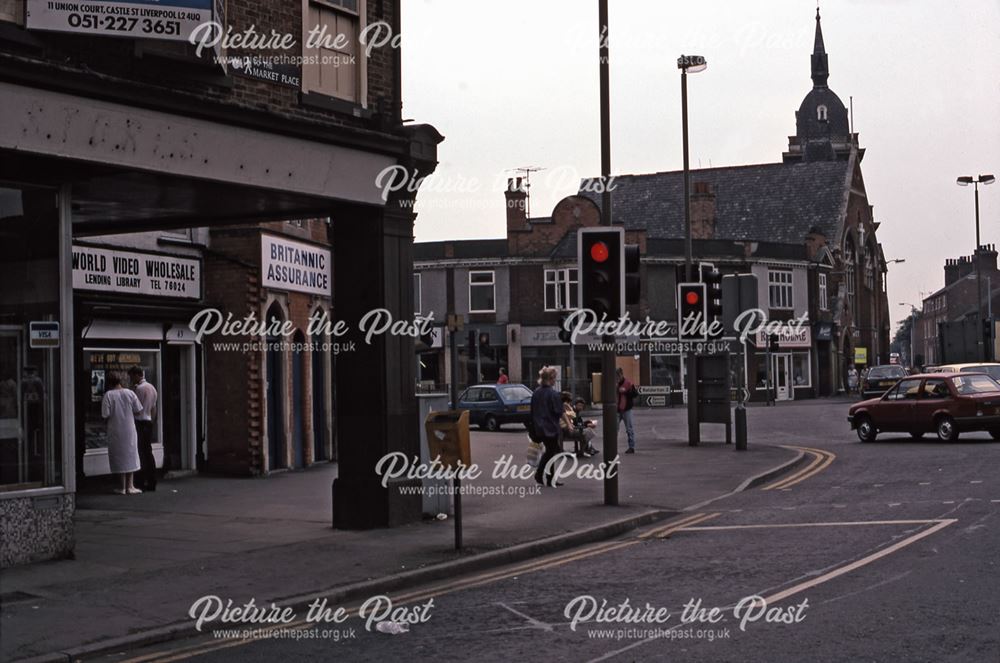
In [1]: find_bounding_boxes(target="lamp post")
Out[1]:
[678,54,707,281]
[957,174,995,361]
[882,258,905,364]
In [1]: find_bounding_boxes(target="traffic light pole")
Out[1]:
[598,0,618,506]
[681,66,692,282]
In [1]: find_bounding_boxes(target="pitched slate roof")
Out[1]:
[578,160,850,244]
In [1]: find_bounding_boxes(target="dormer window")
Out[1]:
[817,105,828,121]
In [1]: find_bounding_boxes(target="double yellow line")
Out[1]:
[762,446,836,491]
[124,513,717,663]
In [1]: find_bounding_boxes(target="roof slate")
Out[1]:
[578,160,850,244]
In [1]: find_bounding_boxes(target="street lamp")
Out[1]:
[678,54,707,281]
[956,174,995,360]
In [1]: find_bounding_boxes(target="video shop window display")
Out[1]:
[0,185,63,489]
[83,349,160,452]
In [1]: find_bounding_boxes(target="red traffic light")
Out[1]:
[685,290,700,305]
[590,241,610,263]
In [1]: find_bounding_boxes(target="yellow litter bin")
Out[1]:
[423,410,471,468]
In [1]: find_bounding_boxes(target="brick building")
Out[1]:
[911,246,1000,366]
[415,8,890,404]
[1,0,440,566]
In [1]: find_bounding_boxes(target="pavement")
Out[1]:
[0,404,812,662]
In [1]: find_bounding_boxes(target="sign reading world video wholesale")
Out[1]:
[72,245,201,299]
[26,0,213,42]
[261,235,332,297]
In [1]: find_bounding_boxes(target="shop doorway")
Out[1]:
[162,344,197,473]
[773,353,793,401]
[265,304,286,471]
[291,331,305,469]
[312,342,327,462]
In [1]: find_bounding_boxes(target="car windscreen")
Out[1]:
[960,365,1000,382]
[950,374,1000,394]
[867,366,906,379]
[498,385,532,401]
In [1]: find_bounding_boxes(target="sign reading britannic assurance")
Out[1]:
[72,245,201,299]
[261,235,332,297]
[26,0,213,42]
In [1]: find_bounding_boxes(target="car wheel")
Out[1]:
[856,415,877,443]
[484,415,499,432]
[935,416,959,442]
[910,432,924,439]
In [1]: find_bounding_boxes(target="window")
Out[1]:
[303,0,362,102]
[844,239,856,315]
[413,273,422,314]
[817,105,828,121]
[0,0,24,24]
[792,353,811,387]
[469,271,496,313]
[886,378,922,401]
[650,355,684,391]
[768,269,793,309]
[922,379,949,399]
[544,268,579,311]
[865,253,875,290]
[818,273,828,311]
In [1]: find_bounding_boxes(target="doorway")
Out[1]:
[773,353,793,401]
[162,343,197,473]
[265,303,286,471]
[291,331,305,469]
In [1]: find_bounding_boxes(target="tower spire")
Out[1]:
[811,6,829,87]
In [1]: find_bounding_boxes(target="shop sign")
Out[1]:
[229,55,301,88]
[755,325,811,348]
[26,0,213,43]
[855,347,868,365]
[73,245,201,299]
[29,321,59,348]
[815,322,833,341]
[261,235,332,297]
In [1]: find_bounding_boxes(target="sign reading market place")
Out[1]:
[26,0,213,43]
[261,235,332,297]
[72,245,201,299]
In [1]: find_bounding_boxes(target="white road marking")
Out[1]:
[888,503,902,507]
[684,519,950,532]
[496,602,553,632]
[919,482,932,486]
[970,480,983,484]
[832,504,847,508]
[991,499,1000,503]
[942,501,955,504]
[873,484,885,488]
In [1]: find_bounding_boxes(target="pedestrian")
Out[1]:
[847,366,859,395]
[497,367,509,384]
[530,366,564,486]
[128,366,159,492]
[616,367,637,454]
[573,397,599,456]
[559,391,585,457]
[101,371,143,495]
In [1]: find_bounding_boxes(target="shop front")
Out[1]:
[73,243,203,478]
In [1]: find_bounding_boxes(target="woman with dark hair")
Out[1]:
[101,371,144,495]
[530,366,564,487]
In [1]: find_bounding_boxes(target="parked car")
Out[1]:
[848,372,1000,442]
[452,383,534,431]
[860,364,908,398]
[934,362,1000,382]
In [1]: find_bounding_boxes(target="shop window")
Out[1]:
[303,0,363,103]
[413,273,422,314]
[544,268,578,311]
[469,271,495,313]
[0,0,24,24]
[768,269,793,309]
[792,353,811,387]
[650,355,683,390]
[0,186,63,490]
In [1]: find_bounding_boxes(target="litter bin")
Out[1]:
[423,410,471,468]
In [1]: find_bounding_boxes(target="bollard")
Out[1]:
[735,403,748,450]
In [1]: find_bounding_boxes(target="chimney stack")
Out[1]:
[505,177,527,234]
[690,181,716,240]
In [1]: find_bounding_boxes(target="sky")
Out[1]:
[400,0,1000,330]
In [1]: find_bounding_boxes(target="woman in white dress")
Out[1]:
[101,371,144,495]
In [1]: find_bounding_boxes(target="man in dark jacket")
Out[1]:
[617,367,637,454]
[531,366,564,486]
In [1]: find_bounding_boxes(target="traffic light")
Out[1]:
[678,282,707,341]
[578,227,624,320]
[700,264,723,339]
[557,313,572,343]
[624,244,641,306]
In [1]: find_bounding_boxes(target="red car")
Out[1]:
[847,372,1000,442]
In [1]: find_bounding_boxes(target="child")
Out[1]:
[573,398,599,457]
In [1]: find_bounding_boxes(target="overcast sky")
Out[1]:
[401,0,1000,329]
